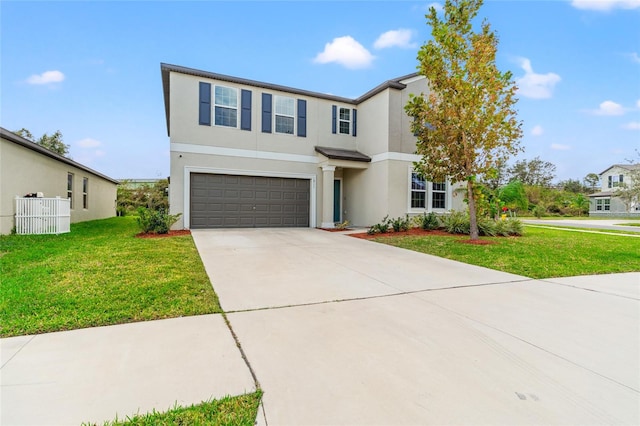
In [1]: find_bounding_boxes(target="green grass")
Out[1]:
[620,222,640,227]
[373,226,640,279]
[0,216,221,337]
[85,392,262,426]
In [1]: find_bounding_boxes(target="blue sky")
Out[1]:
[2,0,639,182]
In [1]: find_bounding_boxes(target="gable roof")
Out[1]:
[0,127,119,185]
[160,62,420,137]
[599,163,640,175]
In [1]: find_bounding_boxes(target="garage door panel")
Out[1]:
[190,173,310,229]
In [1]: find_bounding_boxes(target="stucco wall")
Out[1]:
[0,138,117,234]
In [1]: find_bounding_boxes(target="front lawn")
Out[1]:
[372,226,640,279]
[87,391,263,426]
[0,216,221,337]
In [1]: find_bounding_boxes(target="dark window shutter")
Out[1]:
[332,105,337,134]
[297,99,307,137]
[262,93,272,133]
[608,176,612,188]
[241,89,252,131]
[620,174,624,183]
[352,108,357,137]
[199,82,211,126]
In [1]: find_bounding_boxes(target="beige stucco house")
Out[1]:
[161,63,464,229]
[589,163,640,217]
[0,127,119,234]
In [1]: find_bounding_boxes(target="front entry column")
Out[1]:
[321,165,336,228]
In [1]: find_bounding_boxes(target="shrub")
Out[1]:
[391,215,411,232]
[441,211,470,235]
[336,220,350,230]
[136,207,181,234]
[505,218,523,236]
[477,217,497,236]
[367,215,391,235]
[416,212,440,230]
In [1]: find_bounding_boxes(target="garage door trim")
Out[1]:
[183,166,316,229]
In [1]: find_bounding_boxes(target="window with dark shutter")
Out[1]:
[262,93,272,133]
[352,109,357,137]
[297,99,307,137]
[199,82,211,126]
[241,89,252,131]
[332,105,337,134]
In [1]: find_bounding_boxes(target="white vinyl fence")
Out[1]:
[15,197,71,235]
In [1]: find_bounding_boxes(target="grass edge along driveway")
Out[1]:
[372,225,640,279]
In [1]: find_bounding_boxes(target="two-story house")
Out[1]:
[161,63,464,229]
[589,163,640,216]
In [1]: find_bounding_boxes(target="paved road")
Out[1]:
[522,219,640,233]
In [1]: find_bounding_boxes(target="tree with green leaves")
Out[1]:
[507,157,556,187]
[583,173,600,192]
[13,128,70,157]
[405,0,523,240]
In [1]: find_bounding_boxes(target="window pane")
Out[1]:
[215,106,237,127]
[215,86,237,107]
[432,182,446,191]
[275,116,294,134]
[432,192,445,209]
[339,108,350,121]
[339,121,350,134]
[411,173,426,190]
[275,96,294,116]
[411,191,426,209]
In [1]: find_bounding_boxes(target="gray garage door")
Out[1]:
[190,173,310,228]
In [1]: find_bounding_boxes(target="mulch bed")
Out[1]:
[135,229,192,239]
[349,228,496,245]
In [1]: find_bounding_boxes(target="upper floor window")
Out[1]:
[214,85,238,127]
[608,174,624,188]
[275,96,295,134]
[339,108,351,134]
[82,177,89,209]
[67,173,74,209]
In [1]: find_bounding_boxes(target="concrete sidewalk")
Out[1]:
[1,315,256,425]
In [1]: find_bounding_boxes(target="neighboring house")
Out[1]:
[0,127,119,234]
[161,63,464,229]
[589,163,640,217]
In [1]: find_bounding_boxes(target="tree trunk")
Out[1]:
[467,180,479,240]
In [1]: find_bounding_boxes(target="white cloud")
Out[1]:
[551,143,571,151]
[623,121,640,130]
[26,70,65,85]
[313,36,375,69]
[531,125,544,136]
[629,52,640,63]
[515,58,561,99]
[571,0,640,11]
[374,29,417,50]
[592,100,625,115]
[77,138,102,148]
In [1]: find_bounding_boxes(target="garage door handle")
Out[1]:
[252,206,256,210]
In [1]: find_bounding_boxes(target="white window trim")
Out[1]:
[82,177,89,210]
[338,107,351,135]
[274,95,295,135]
[213,85,239,129]
[407,168,451,213]
[409,171,427,211]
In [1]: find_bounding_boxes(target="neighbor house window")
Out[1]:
[214,85,238,127]
[339,108,350,134]
[608,174,624,188]
[432,182,446,209]
[596,198,610,211]
[82,177,88,209]
[411,172,426,209]
[67,173,74,209]
[274,96,295,134]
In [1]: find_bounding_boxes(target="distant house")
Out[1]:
[160,63,464,229]
[588,164,640,217]
[0,127,119,234]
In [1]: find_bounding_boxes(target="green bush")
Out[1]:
[367,215,391,235]
[477,217,497,236]
[391,215,411,232]
[136,207,181,234]
[416,212,441,230]
[441,211,471,235]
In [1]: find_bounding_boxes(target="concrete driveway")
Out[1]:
[192,228,640,425]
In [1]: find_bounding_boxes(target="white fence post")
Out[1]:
[15,197,71,235]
